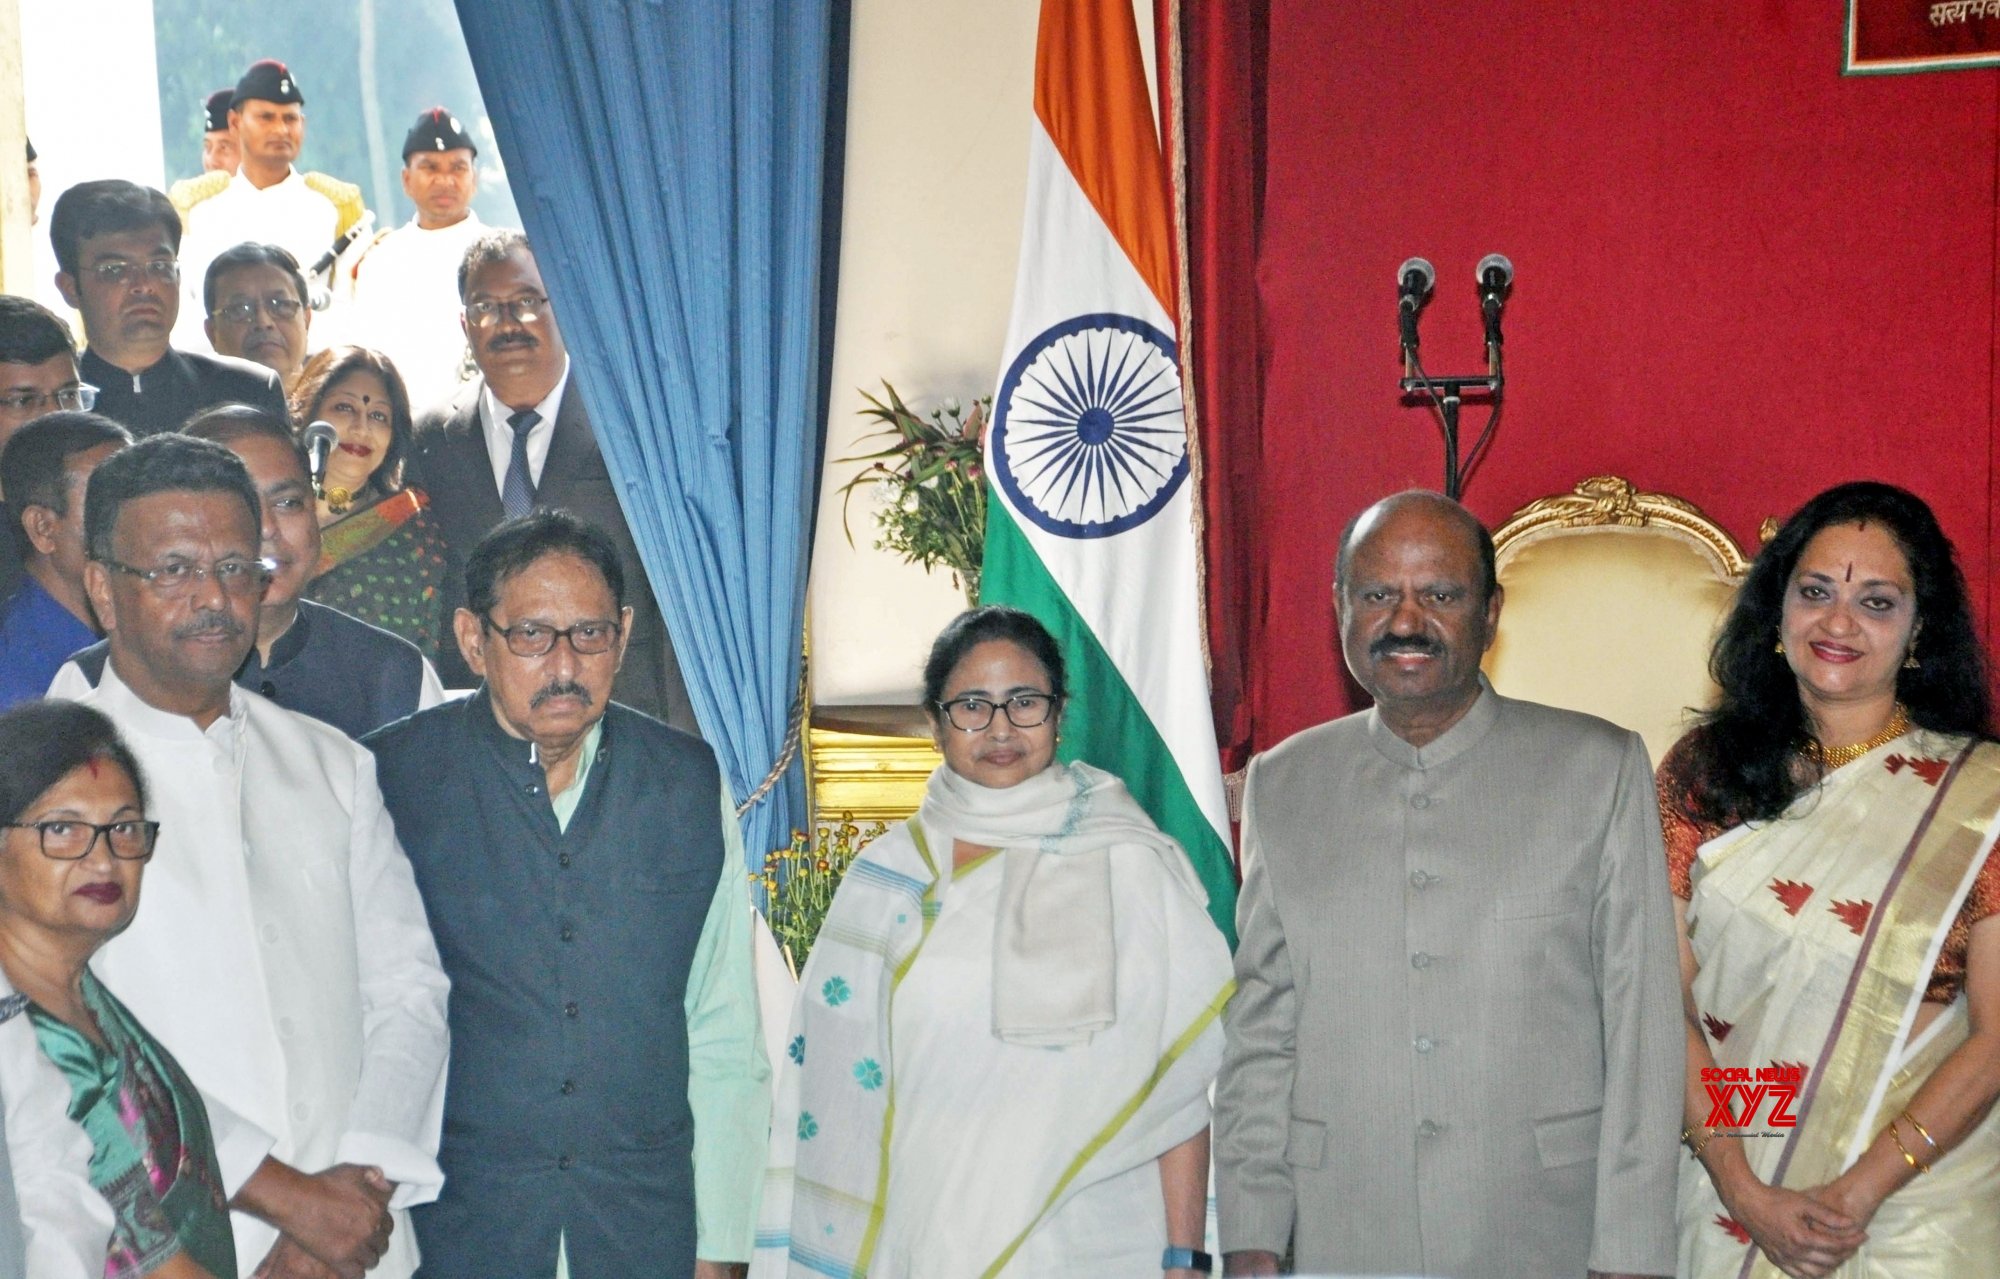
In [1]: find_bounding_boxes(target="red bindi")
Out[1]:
[83,757,101,778]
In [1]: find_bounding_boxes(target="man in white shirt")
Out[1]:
[63,432,450,1279]
[172,61,368,354]
[349,110,488,413]
[0,975,113,1279]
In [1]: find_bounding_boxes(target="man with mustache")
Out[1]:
[50,180,287,439]
[407,230,694,729]
[363,510,767,1279]
[54,408,444,738]
[61,433,451,1279]
[1214,491,1681,1279]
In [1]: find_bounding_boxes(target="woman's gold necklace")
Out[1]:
[323,485,354,515]
[1807,703,1911,770]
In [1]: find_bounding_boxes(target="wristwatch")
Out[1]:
[1162,1246,1214,1273]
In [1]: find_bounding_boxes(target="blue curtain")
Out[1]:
[454,0,832,871]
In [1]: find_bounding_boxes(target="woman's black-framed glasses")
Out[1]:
[3,820,160,861]
[935,693,1060,732]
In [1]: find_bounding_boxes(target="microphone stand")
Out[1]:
[1398,302,1505,502]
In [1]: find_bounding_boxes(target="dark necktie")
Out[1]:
[502,409,541,519]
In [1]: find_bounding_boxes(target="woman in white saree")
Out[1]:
[1657,482,2000,1279]
[752,607,1233,1279]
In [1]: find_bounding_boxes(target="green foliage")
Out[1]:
[762,820,888,972]
[835,382,990,606]
[150,0,519,229]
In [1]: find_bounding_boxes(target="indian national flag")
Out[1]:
[981,0,1236,941]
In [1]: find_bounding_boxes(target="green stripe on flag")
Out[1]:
[983,506,1238,945]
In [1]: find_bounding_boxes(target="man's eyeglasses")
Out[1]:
[96,556,273,597]
[464,295,549,328]
[0,384,97,414]
[3,819,159,861]
[935,693,1061,733]
[481,615,623,657]
[212,294,304,324]
[88,259,180,287]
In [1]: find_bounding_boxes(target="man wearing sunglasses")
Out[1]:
[408,230,693,730]
[55,433,450,1279]
[49,181,288,439]
[364,510,767,1279]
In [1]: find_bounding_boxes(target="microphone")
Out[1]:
[303,420,338,490]
[1397,257,1435,356]
[1476,254,1513,367]
[305,211,375,305]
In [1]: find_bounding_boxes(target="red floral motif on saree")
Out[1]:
[1702,1012,1733,1042]
[1769,879,1813,915]
[1885,754,1950,786]
[1830,898,1873,936]
[1715,1216,1752,1246]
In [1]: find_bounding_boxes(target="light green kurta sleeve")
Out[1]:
[686,781,774,1261]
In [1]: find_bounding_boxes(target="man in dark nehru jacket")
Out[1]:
[173,59,368,351]
[364,510,766,1279]
[51,180,287,438]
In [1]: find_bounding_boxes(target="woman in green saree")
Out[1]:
[1659,482,2000,1278]
[0,700,234,1279]
[290,346,456,654]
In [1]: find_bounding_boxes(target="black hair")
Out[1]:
[465,509,625,619]
[49,180,181,279]
[83,433,260,566]
[0,295,76,366]
[288,346,414,499]
[182,404,307,477]
[1683,480,1990,826]
[203,242,309,316]
[0,700,148,825]
[1334,490,1498,603]
[0,413,132,554]
[457,227,531,300]
[920,606,1069,712]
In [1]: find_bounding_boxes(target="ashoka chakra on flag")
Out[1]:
[990,312,1189,539]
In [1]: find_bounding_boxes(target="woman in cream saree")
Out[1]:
[1659,483,2000,1279]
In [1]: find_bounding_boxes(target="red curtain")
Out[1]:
[1183,0,2000,756]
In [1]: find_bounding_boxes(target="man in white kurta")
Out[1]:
[172,61,367,355]
[348,109,488,412]
[64,432,449,1278]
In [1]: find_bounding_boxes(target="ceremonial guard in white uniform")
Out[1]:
[349,109,488,412]
[173,60,369,354]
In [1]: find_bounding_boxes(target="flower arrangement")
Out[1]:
[836,382,991,607]
[761,818,889,972]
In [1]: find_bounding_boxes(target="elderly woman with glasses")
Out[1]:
[0,700,234,1279]
[289,345,456,655]
[753,606,1234,1279]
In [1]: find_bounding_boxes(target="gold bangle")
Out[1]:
[1902,1110,1942,1158]
[1887,1119,1931,1174]
[1683,1125,1717,1159]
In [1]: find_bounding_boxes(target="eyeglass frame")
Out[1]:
[87,259,180,287]
[933,692,1063,733]
[2,819,160,861]
[463,294,550,328]
[0,383,97,415]
[211,293,305,324]
[479,613,625,658]
[94,555,274,597]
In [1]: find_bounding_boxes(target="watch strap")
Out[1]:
[1162,1246,1214,1273]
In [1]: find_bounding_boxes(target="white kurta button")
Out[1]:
[1417,1119,1442,1138]
[1411,951,1434,969]
[1409,870,1435,889]
[1411,794,1431,809]
[1414,1036,1435,1053]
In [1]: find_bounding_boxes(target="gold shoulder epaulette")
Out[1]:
[303,172,366,239]
[168,170,230,224]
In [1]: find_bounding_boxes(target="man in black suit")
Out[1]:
[408,230,694,731]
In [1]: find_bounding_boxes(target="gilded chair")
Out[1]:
[1482,476,1751,766]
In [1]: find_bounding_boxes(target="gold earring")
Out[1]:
[1904,652,1920,670]
[1775,639,1786,655]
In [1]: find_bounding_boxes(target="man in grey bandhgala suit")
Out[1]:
[1215,491,1682,1279]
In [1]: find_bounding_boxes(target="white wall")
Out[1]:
[810,0,1155,706]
